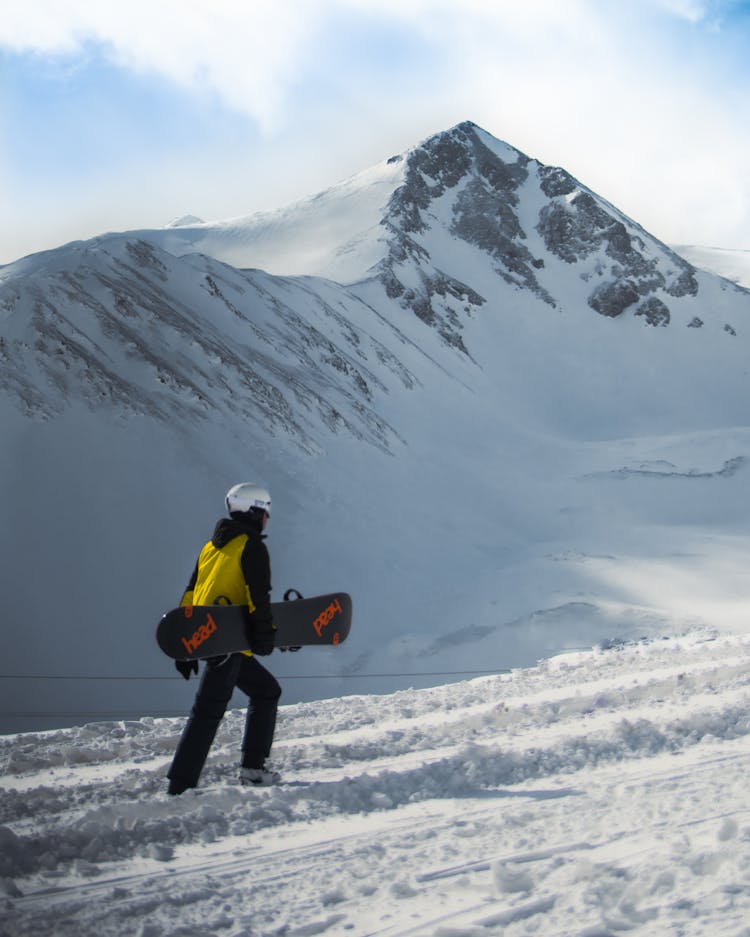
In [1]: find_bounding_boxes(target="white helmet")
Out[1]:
[225,483,271,517]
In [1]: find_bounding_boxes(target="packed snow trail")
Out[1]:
[3,629,750,936]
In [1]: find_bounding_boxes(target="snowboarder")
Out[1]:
[167,483,281,795]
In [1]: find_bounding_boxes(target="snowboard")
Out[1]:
[156,591,352,660]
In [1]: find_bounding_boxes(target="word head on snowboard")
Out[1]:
[157,592,352,660]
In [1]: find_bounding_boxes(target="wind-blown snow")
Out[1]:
[674,244,750,290]
[2,630,750,935]
[147,157,407,283]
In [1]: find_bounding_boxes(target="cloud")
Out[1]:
[0,1,744,130]
[0,1,706,128]
[652,0,747,29]
[655,0,709,21]
[0,1,324,129]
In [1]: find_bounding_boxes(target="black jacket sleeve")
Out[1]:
[240,535,274,631]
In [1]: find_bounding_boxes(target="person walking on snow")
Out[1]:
[167,483,281,796]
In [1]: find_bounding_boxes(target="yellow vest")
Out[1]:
[181,534,257,656]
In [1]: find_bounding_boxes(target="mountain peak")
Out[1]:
[370,118,724,349]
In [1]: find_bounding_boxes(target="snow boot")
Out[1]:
[239,765,281,786]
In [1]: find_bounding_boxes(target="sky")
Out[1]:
[1,0,749,265]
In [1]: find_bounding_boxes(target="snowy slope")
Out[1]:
[3,630,750,935]
[0,236,410,449]
[3,121,750,734]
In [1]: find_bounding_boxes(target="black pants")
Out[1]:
[168,654,281,790]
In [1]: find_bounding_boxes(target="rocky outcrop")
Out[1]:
[635,297,671,327]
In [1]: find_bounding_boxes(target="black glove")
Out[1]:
[250,626,275,656]
[175,659,199,680]
[280,646,302,653]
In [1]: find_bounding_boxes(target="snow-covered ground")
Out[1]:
[3,628,750,936]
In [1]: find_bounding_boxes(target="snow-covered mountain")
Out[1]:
[2,120,750,734]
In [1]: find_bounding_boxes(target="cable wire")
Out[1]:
[0,668,509,681]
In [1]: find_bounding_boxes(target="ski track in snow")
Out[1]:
[3,631,750,936]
